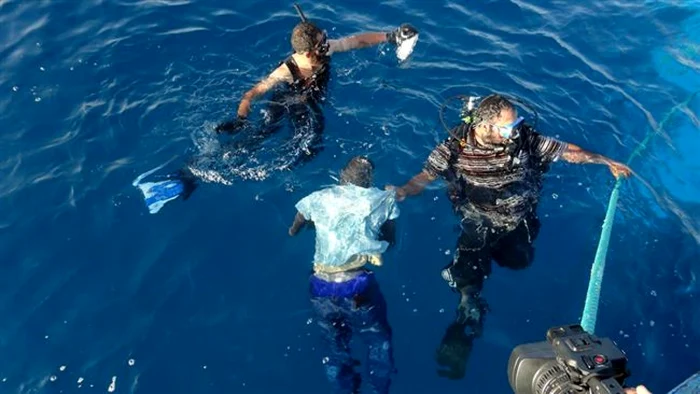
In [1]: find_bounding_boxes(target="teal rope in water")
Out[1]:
[580,92,698,334]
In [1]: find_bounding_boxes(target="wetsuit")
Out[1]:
[134,56,333,214]
[247,55,331,166]
[424,123,566,379]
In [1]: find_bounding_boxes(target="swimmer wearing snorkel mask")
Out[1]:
[134,3,418,215]
[387,94,631,380]
[216,3,418,138]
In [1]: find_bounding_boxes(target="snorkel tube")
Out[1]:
[293,3,308,22]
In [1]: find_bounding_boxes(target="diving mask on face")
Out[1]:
[493,116,524,140]
[315,31,329,55]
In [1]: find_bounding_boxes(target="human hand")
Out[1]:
[608,160,632,178]
[385,185,406,202]
[624,385,652,394]
[388,23,418,45]
[237,99,251,119]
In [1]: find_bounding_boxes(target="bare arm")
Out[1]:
[288,212,310,236]
[561,143,631,178]
[237,64,293,118]
[327,24,418,55]
[390,170,436,201]
[327,33,389,54]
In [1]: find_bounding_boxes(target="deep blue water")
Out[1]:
[1,0,699,393]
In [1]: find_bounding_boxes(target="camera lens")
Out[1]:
[535,364,577,394]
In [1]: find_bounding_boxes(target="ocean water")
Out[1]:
[1,0,699,393]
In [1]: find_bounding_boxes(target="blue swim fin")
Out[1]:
[133,164,198,214]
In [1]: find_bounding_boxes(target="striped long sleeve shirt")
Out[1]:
[424,124,566,229]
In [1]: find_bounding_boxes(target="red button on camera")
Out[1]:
[594,355,606,364]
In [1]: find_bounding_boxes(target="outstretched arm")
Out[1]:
[388,170,436,201]
[328,33,390,54]
[237,64,293,118]
[327,24,418,55]
[561,143,631,178]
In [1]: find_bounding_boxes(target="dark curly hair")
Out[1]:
[291,22,323,53]
[472,94,515,126]
[339,156,375,188]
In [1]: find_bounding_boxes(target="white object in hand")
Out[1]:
[396,34,418,62]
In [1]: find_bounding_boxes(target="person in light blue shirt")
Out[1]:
[289,156,399,394]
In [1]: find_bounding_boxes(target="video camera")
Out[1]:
[508,324,629,394]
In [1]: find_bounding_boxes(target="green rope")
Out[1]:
[580,92,698,334]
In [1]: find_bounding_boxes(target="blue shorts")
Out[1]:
[309,271,372,298]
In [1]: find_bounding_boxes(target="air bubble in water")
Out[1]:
[50,375,57,382]
[12,86,18,92]
[34,97,41,102]
[322,357,329,364]
[306,318,313,325]
[649,320,655,327]
[108,376,116,392]
[59,365,66,372]
[128,358,135,366]
[439,308,445,313]
[650,290,657,297]
[77,377,84,384]
[444,250,451,255]
[552,193,559,199]
[40,66,45,71]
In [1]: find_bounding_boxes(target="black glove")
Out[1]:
[387,23,418,45]
[214,116,247,134]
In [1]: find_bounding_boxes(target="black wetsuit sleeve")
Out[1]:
[423,141,453,179]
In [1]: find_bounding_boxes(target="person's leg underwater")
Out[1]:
[353,273,395,394]
[283,99,326,169]
[491,213,541,271]
[310,275,362,394]
[435,220,491,380]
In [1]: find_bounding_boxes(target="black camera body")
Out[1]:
[508,324,630,394]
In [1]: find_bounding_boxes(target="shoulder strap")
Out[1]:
[447,124,469,168]
[284,56,303,83]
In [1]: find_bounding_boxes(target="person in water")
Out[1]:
[133,4,417,214]
[216,4,418,143]
[289,156,399,394]
[386,94,632,379]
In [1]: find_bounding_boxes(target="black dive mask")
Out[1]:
[315,31,329,55]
